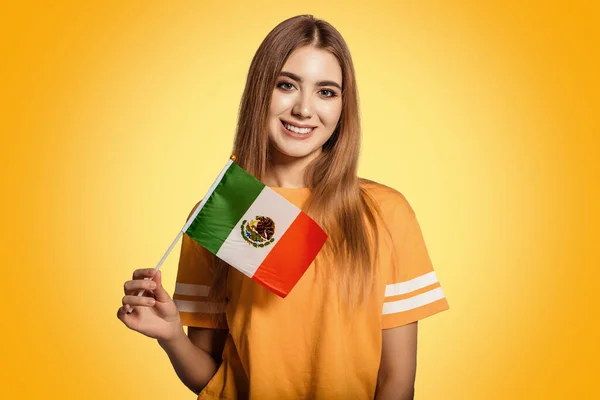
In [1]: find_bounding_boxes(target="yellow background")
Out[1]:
[1,1,598,399]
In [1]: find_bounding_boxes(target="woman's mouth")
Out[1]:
[280,120,315,139]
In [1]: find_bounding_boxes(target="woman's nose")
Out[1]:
[292,93,313,118]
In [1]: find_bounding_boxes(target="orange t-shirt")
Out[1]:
[172,180,449,399]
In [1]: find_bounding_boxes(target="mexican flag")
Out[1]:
[183,157,328,298]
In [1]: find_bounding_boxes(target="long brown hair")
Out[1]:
[209,14,382,314]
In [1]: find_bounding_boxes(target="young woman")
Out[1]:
[117,14,449,399]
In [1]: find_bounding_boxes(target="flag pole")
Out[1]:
[126,155,237,314]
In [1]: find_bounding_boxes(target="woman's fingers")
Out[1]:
[117,305,138,329]
[149,270,171,302]
[120,268,170,317]
[132,268,157,280]
[122,294,156,307]
[123,277,157,295]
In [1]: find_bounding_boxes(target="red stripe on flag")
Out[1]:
[252,211,328,298]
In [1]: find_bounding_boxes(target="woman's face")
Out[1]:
[267,46,343,161]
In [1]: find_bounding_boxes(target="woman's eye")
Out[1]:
[320,89,337,98]
[278,82,294,90]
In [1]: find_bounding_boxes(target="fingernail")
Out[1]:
[149,299,156,306]
[149,282,157,289]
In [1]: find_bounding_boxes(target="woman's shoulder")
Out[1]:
[358,177,416,218]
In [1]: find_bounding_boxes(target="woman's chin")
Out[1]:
[271,145,321,161]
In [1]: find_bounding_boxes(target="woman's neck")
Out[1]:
[262,148,321,188]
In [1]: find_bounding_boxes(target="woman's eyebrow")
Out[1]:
[279,71,341,90]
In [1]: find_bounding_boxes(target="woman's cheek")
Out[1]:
[271,92,295,113]
[316,102,342,127]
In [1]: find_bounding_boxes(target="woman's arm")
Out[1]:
[158,327,229,395]
[375,322,418,400]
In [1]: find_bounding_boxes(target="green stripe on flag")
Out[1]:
[186,162,265,254]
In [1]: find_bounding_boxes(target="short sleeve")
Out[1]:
[172,202,228,329]
[381,196,449,329]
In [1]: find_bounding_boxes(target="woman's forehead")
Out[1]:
[282,46,342,85]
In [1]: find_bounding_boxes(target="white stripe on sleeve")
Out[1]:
[174,299,226,314]
[384,271,438,297]
[382,287,445,315]
[174,282,210,297]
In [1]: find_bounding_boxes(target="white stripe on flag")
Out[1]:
[384,271,439,297]
[174,282,210,297]
[174,299,226,313]
[216,187,301,277]
[382,287,446,315]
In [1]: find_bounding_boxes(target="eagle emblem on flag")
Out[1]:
[241,216,276,248]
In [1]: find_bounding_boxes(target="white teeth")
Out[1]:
[284,122,313,134]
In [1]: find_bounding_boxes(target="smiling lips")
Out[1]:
[280,119,316,138]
